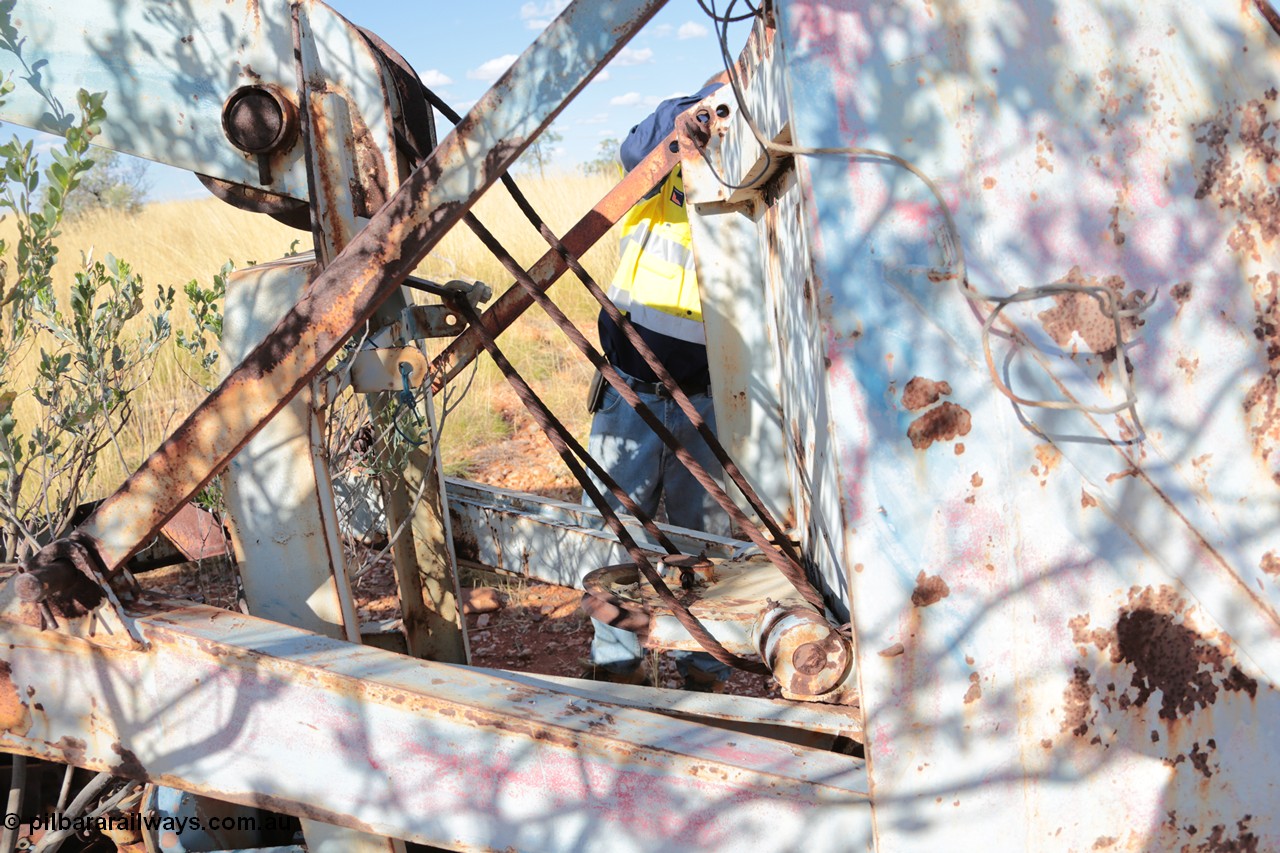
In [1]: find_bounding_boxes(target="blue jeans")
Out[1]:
[584,374,732,682]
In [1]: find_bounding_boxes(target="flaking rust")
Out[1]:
[1036,266,1144,364]
[1245,270,1280,484]
[907,402,972,450]
[1194,89,1280,263]
[1066,586,1259,726]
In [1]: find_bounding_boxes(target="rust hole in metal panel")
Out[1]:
[902,377,951,411]
[910,571,950,607]
[907,402,972,450]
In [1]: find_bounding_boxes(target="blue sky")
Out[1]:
[4,1,749,202]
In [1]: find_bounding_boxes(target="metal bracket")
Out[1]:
[400,278,492,340]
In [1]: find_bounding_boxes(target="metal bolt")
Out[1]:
[792,641,828,675]
[221,85,299,155]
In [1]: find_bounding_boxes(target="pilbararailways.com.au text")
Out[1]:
[7,811,281,834]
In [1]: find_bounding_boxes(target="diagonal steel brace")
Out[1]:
[63,0,669,575]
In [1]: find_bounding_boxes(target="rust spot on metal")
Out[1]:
[1037,267,1141,363]
[1176,354,1200,379]
[1081,490,1099,508]
[1093,837,1117,850]
[1061,665,1095,736]
[1244,271,1280,483]
[963,672,981,704]
[0,661,31,734]
[982,176,996,189]
[902,377,951,411]
[1262,551,1280,576]
[907,402,972,450]
[110,742,146,779]
[1107,204,1126,245]
[1195,816,1260,853]
[55,735,87,764]
[1069,587,1260,725]
[1188,739,1216,778]
[1172,281,1193,311]
[1195,96,1280,262]
[910,571,950,607]
[970,472,983,487]
[878,642,904,658]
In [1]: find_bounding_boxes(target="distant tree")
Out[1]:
[583,137,621,177]
[49,147,150,219]
[525,128,563,177]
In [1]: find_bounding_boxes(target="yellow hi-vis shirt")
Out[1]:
[606,166,705,345]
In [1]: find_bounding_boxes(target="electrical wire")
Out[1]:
[696,0,1153,429]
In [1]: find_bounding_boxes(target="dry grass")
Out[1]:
[1,170,619,498]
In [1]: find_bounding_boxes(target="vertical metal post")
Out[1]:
[295,0,467,664]
[367,297,469,664]
[220,259,363,644]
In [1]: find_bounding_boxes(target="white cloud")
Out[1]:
[595,69,611,82]
[598,129,619,137]
[419,69,453,88]
[677,21,709,39]
[520,0,568,30]
[467,54,518,83]
[609,92,673,109]
[650,23,674,37]
[612,47,653,66]
[577,112,610,125]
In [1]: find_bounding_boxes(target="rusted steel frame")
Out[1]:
[430,135,681,389]
[448,294,768,673]
[0,602,869,850]
[59,0,668,575]
[464,202,825,613]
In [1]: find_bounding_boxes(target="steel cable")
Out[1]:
[449,295,769,674]
[423,84,829,614]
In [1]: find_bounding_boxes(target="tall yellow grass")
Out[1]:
[2,170,619,497]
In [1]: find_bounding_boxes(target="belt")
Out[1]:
[621,374,711,399]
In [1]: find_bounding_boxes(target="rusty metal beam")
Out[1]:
[71,0,669,574]
[430,133,681,389]
[0,589,871,851]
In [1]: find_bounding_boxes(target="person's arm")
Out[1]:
[618,83,723,171]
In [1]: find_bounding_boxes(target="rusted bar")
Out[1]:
[430,133,681,390]
[0,594,870,851]
[68,0,667,574]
